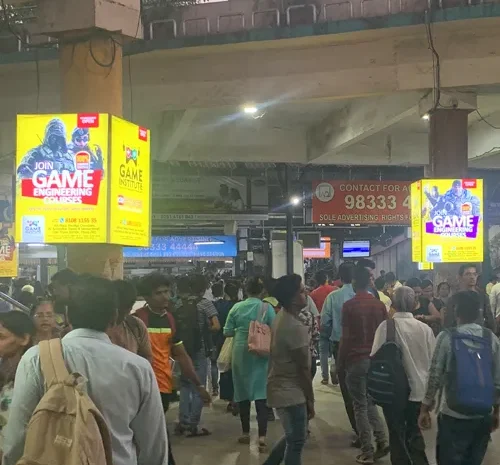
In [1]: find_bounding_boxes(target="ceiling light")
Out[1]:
[290,196,301,206]
[422,114,430,121]
[242,105,258,115]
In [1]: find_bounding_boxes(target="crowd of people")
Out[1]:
[0,260,497,465]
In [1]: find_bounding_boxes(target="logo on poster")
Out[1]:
[315,183,335,203]
[119,146,143,192]
[22,216,45,243]
[426,245,442,262]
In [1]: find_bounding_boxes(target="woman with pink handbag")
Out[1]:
[223,277,276,452]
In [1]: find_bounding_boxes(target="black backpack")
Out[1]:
[173,297,204,357]
[367,319,410,408]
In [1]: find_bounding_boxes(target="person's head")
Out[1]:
[353,266,371,293]
[67,275,117,332]
[338,261,354,285]
[224,282,240,302]
[421,279,434,300]
[138,273,172,312]
[273,274,307,313]
[314,271,328,287]
[211,281,224,299]
[0,311,35,358]
[374,276,387,292]
[385,271,397,285]
[245,277,265,299]
[437,282,451,298]
[219,184,229,197]
[30,299,56,335]
[113,280,137,322]
[393,286,416,313]
[72,127,90,149]
[190,274,208,297]
[176,275,191,297]
[230,188,241,201]
[21,284,34,294]
[406,277,422,302]
[356,258,375,288]
[458,264,478,289]
[380,270,386,278]
[455,290,480,325]
[451,179,463,197]
[50,268,79,305]
[18,291,37,308]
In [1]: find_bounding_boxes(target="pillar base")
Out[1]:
[66,244,123,279]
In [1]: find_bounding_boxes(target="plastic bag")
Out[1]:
[217,337,234,372]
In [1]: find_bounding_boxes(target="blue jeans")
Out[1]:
[319,337,331,381]
[179,352,208,428]
[263,404,308,465]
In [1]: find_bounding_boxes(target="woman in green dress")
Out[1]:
[224,277,276,452]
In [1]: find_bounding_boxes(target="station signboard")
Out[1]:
[411,178,483,263]
[15,114,151,247]
[312,180,411,225]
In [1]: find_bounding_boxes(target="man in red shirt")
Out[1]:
[339,267,389,465]
[310,271,337,313]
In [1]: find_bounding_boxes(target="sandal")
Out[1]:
[186,427,211,438]
[321,379,329,385]
[355,453,375,464]
[258,439,268,453]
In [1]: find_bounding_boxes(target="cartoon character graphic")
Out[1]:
[124,145,139,165]
[429,180,480,219]
[67,127,104,173]
[17,119,75,178]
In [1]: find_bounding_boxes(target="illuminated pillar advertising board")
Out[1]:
[15,114,151,247]
[411,179,483,263]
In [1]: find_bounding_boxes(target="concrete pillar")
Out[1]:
[427,109,470,288]
[59,35,124,278]
[428,110,469,179]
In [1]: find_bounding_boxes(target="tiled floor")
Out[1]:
[167,381,500,465]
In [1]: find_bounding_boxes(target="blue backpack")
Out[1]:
[447,328,494,416]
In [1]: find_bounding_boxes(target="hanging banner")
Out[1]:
[15,114,151,247]
[312,180,410,225]
[15,114,108,243]
[109,117,151,247]
[0,223,17,278]
[411,179,483,263]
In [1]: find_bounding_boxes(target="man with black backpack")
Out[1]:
[173,274,220,437]
[419,290,500,465]
[370,286,435,465]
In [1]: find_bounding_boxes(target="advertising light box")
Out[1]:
[411,179,483,263]
[123,235,237,258]
[15,114,151,247]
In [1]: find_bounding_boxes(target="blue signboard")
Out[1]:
[123,235,237,258]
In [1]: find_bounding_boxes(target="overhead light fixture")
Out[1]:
[194,240,225,246]
[242,105,258,115]
[290,196,301,206]
[422,114,430,121]
[26,243,46,247]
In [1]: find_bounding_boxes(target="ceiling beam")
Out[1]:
[307,91,425,163]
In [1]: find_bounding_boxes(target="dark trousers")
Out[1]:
[311,356,317,380]
[332,342,358,436]
[383,401,429,465]
[239,399,268,437]
[160,393,176,465]
[436,414,491,465]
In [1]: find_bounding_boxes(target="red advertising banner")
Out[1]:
[312,180,411,225]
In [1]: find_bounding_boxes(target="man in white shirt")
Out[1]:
[3,275,169,465]
[371,286,435,465]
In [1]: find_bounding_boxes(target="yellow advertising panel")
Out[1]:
[411,178,483,263]
[109,116,151,247]
[15,114,108,243]
[0,224,18,278]
[411,181,422,262]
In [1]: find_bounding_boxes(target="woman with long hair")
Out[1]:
[0,311,35,457]
[224,277,275,452]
